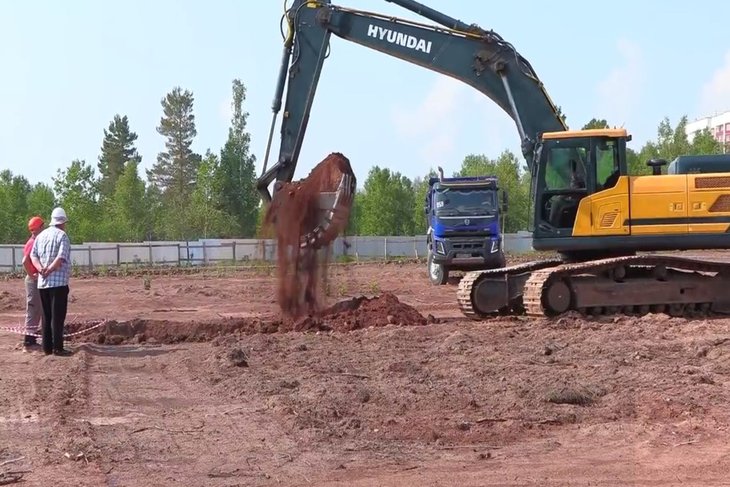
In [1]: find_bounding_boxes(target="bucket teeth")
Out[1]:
[300,172,356,249]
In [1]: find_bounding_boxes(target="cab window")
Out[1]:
[545,146,588,190]
[596,139,620,190]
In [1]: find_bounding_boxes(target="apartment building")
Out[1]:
[686,111,730,150]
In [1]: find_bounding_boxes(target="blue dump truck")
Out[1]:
[425,168,508,285]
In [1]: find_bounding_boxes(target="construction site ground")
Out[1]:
[2,252,730,486]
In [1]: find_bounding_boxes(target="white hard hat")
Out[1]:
[50,207,68,226]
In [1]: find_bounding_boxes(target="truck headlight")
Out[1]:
[490,239,499,253]
[436,241,445,254]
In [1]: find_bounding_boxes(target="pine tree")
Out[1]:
[98,114,141,199]
[147,87,202,239]
[147,87,201,195]
[218,79,258,237]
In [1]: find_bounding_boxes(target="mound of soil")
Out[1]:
[66,294,427,345]
[66,317,273,345]
[284,292,428,332]
[0,290,22,311]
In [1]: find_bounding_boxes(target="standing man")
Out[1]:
[30,207,72,356]
[21,216,45,350]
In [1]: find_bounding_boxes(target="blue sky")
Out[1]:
[2,0,729,191]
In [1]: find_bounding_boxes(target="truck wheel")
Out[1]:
[486,250,506,269]
[495,250,506,268]
[427,252,449,285]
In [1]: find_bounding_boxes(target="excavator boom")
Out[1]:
[258,0,566,222]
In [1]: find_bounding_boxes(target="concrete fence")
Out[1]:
[0,232,535,273]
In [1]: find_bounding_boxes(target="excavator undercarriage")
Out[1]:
[457,255,730,319]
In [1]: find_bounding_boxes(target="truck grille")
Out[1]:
[442,230,491,238]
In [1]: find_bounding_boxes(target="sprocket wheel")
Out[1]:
[543,278,572,315]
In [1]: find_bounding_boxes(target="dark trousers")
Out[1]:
[39,285,69,354]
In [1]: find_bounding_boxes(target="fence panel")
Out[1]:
[0,246,18,271]
[0,234,535,273]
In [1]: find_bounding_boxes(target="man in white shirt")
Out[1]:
[31,207,72,356]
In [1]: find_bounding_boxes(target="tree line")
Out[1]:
[1,80,259,245]
[0,99,724,245]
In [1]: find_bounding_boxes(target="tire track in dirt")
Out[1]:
[4,256,730,485]
[75,343,202,484]
[30,351,111,485]
[0,343,108,486]
[75,342,309,486]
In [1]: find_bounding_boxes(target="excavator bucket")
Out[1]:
[265,152,356,250]
[300,171,356,248]
[263,152,356,318]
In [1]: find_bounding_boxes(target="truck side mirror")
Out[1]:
[501,190,508,213]
[646,158,667,176]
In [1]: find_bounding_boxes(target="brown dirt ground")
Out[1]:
[2,253,730,486]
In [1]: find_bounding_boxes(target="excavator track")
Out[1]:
[457,258,563,319]
[459,254,730,320]
[522,254,730,318]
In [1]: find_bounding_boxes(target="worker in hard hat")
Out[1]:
[30,207,72,356]
[21,215,45,350]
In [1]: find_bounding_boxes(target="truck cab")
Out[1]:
[425,172,508,285]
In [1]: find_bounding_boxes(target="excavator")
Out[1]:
[257,0,730,319]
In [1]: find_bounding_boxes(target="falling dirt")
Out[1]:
[264,152,356,319]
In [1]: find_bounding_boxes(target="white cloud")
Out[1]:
[389,75,526,172]
[390,76,466,165]
[596,38,645,127]
[391,75,464,136]
[700,50,730,115]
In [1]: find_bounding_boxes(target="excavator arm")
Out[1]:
[258,0,570,260]
[258,0,566,204]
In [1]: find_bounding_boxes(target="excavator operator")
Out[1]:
[549,158,586,228]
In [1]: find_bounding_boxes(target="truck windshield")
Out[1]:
[434,187,496,217]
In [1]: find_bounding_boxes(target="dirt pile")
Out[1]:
[65,294,427,344]
[0,290,22,311]
[263,152,356,319]
[66,317,273,345]
[284,292,429,332]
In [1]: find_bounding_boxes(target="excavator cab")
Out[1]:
[531,129,629,255]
